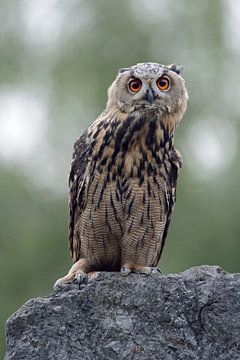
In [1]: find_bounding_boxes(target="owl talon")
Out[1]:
[75,272,89,285]
[121,265,131,276]
[150,267,162,274]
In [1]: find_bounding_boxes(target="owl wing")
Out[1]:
[159,148,183,259]
[68,130,91,262]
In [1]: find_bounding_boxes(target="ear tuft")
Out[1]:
[167,64,183,75]
[118,67,130,74]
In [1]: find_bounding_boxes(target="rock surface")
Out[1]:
[4,265,240,360]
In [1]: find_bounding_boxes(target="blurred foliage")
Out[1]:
[1,0,240,356]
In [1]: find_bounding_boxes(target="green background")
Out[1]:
[1,0,240,356]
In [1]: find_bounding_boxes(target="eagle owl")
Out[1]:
[55,62,188,286]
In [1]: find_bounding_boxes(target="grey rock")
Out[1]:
[4,265,240,360]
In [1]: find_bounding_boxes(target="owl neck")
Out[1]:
[91,110,177,178]
[109,113,175,178]
[121,113,175,153]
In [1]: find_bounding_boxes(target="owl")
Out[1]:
[55,62,188,287]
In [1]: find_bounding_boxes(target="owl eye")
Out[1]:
[157,76,171,91]
[128,78,142,93]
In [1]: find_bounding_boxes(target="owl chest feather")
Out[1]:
[80,113,176,243]
[89,113,174,184]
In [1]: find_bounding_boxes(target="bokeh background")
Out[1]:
[1,0,240,355]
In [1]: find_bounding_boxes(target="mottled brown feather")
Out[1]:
[65,62,188,274]
[68,130,90,262]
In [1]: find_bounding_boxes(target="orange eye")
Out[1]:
[128,78,142,92]
[157,76,171,91]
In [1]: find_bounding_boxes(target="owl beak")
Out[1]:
[145,88,156,104]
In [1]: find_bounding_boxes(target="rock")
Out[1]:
[4,265,240,360]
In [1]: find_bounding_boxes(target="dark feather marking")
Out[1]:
[137,165,142,179]
[151,218,154,229]
[155,141,161,152]
[146,119,157,147]
[125,188,132,200]
[147,163,154,176]
[139,175,145,186]
[135,227,148,249]
[122,177,128,187]
[107,221,112,234]
[105,206,108,226]
[128,195,135,216]
[115,189,120,202]
[160,138,165,148]
[168,163,178,186]
[127,217,134,233]
[121,180,129,194]
[163,161,170,177]
[151,148,162,165]
[90,159,97,178]
[121,116,145,155]
[105,204,112,233]
[91,221,100,264]
[92,128,101,140]
[110,193,123,235]
[103,129,112,143]
[97,133,111,160]
[100,156,108,167]
[139,151,147,183]
[89,139,97,153]
[153,174,158,184]
[147,182,151,196]
[117,164,123,176]
[147,199,151,220]
[97,174,109,208]
[91,179,99,204]
[108,116,133,171]
[116,178,122,195]
[103,122,109,129]
[115,180,122,201]
[102,234,108,258]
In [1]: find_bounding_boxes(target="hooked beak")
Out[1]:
[145,87,156,104]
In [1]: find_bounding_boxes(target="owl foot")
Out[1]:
[75,271,100,287]
[121,262,162,276]
[148,267,162,274]
[75,272,89,285]
[121,265,132,276]
[53,258,95,290]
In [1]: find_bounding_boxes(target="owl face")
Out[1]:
[107,62,188,116]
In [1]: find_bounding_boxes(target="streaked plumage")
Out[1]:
[55,62,188,286]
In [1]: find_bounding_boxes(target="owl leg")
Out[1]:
[121,262,162,276]
[54,258,95,289]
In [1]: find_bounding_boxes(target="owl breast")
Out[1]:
[75,114,174,270]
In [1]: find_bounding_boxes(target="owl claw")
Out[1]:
[150,267,162,274]
[121,265,131,276]
[75,272,89,286]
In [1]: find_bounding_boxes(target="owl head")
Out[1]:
[106,62,188,121]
